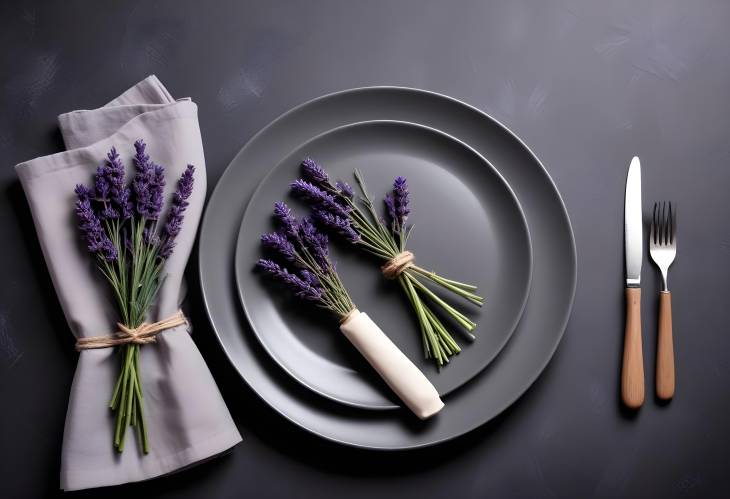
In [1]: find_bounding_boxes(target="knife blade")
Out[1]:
[625,157,642,287]
[621,156,645,409]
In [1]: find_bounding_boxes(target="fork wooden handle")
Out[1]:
[622,287,645,409]
[656,291,675,400]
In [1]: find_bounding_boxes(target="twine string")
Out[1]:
[381,251,415,280]
[75,310,188,351]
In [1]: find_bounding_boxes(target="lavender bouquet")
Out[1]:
[257,202,444,419]
[73,140,194,452]
[257,202,355,319]
[291,159,483,367]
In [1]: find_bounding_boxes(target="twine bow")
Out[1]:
[75,310,188,351]
[381,251,415,279]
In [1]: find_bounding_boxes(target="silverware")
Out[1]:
[650,201,676,400]
[622,156,645,409]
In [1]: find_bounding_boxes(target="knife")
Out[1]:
[621,156,645,409]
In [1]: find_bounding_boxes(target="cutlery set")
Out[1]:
[621,157,676,409]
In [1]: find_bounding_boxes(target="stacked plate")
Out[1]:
[199,87,577,449]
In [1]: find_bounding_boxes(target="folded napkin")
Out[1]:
[15,76,242,491]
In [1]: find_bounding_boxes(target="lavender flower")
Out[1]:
[312,208,360,243]
[74,183,93,203]
[393,176,410,225]
[301,158,329,186]
[149,164,165,220]
[297,217,329,269]
[256,258,281,275]
[260,231,297,263]
[383,177,410,230]
[256,259,322,301]
[336,181,354,199]
[290,179,349,218]
[299,269,320,287]
[273,201,298,239]
[159,164,195,259]
[94,165,111,202]
[258,202,356,319]
[133,139,165,220]
[74,184,117,261]
[105,147,133,220]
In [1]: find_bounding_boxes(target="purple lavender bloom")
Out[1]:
[159,164,195,259]
[104,147,133,220]
[299,269,320,287]
[290,179,349,218]
[297,217,329,269]
[256,258,281,275]
[393,176,410,225]
[256,259,322,301]
[75,184,93,202]
[132,139,165,220]
[93,163,120,219]
[74,184,117,261]
[336,181,354,199]
[312,208,360,243]
[301,158,329,186]
[260,231,297,263]
[273,201,298,239]
[94,165,111,202]
[133,140,152,216]
[148,164,166,221]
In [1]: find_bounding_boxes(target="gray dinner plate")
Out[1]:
[199,87,576,449]
[236,120,532,409]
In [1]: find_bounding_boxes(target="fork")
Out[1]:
[650,202,676,400]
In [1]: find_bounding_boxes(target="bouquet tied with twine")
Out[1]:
[257,202,443,419]
[291,159,483,367]
[73,140,195,452]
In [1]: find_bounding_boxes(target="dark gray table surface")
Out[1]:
[2,1,729,498]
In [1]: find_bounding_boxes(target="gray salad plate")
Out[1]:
[199,86,577,449]
[235,120,532,410]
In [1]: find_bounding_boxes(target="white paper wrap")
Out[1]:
[339,311,444,419]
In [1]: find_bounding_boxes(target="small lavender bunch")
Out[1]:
[74,140,195,453]
[257,202,446,420]
[291,159,483,366]
[257,202,356,319]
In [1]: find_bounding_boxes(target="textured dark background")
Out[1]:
[2,1,729,498]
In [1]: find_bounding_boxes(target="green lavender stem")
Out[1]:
[406,275,477,331]
[104,216,158,454]
[408,266,484,305]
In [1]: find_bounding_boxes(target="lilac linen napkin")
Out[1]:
[15,76,242,491]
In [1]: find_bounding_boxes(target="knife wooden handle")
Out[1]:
[622,287,644,409]
[656,291,675,400]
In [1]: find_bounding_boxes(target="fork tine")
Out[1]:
[652,201,678,247]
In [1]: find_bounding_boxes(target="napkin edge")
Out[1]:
[60,426,243,491]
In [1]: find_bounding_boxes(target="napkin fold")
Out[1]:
[15,75,242,491]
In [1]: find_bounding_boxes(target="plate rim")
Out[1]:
[199,85,577,450]
[234,118,534,410]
